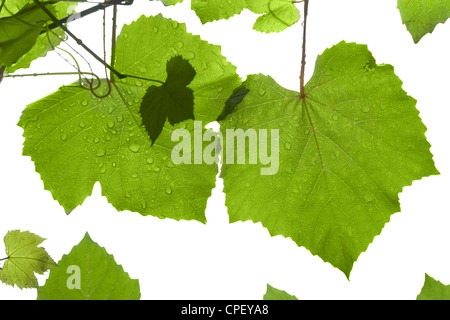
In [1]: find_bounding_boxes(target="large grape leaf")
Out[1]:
[191,0,246,24]
[219,41,439,277]
[0,230,57,289]
[263,284,298,300]
[18,81,217,220]
[18,15,240,220]
[191,0,300,33]
[397,0,450,43]
[37,233,140,300]
[417,274,450,300]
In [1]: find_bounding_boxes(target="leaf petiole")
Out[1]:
[299,0,309,98]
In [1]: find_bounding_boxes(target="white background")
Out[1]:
[0,0,449,300]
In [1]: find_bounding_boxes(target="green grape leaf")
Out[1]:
[140,55,196,144]
[0,3,52,69]
[159,0,184,5]
[191,0,300,33]
[5,1,76,73]
[0,0,33,18]
[247,0,300,33]
[18,15,239,219]
[417,274,450,300]
[37,233,140,300]
[220,41,439,277]
[263,284,298,300]
[191,0,246,24]
[18,81,218,221]
[115,15,241,123]
[397,0,450,43]
[0,230,57,289]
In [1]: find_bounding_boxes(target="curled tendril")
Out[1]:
[45,26,112,99]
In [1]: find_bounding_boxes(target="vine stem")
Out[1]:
[297,0,325,171]
[110,4,118,83]
[32,0,164,85]
[299,0,309,99]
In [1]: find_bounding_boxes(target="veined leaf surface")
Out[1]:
[220,41,439,277]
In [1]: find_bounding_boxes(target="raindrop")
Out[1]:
[129,144,141,153]
[96,148,106,157]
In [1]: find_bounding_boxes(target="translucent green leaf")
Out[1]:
[247,0,300,33]
[0,4,51,69]
[18,81,218,220]
[191,0,300,33]
[191,0,246,24]
[220,41,439,277]
[0,0,33,18]
[18,15,240,219]
[417,274,450,300]
[0,230,57,289]
[5,1,75,73]
[140,55,196,144]
[115,15,242,123]
[263,284,298,300]
[398,0,450,43]
[159,0,184,6]
[37,233,140,300]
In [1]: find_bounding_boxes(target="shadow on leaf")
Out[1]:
[139,55,196,144]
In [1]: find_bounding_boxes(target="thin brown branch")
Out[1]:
[299,0,309,99]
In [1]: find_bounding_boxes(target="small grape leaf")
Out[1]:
[263,284,298,300]
[159,0,184,5]
[417,274,450,300]
[140,55,196,144]
[0,3,53,69]
[0,230,57,289]
[37,233,140,300]
[191,0,246,24]
[220,41,439,277]
[247,0,300,33]
[5,1,76,73]
[397,0,450,43]
[0,0,33,18]
[191,0,300,33]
